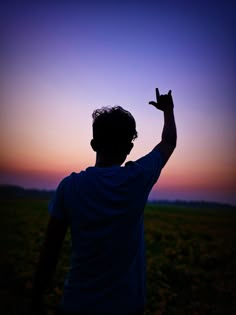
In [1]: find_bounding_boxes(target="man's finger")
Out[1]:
[149,101,157,106]
[168,90,172,96]
[156,88,160,100]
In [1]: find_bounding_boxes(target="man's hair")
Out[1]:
[92,106,138,153]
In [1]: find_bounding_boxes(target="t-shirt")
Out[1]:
[48,149,162,315]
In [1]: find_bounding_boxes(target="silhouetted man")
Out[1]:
[32,88,177,315]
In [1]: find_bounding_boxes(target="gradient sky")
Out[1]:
[1,1,236,204]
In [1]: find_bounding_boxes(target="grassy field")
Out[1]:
[1,198,236,314]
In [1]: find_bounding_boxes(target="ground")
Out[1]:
[1,198,236,314]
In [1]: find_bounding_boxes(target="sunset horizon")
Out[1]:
[1,157,235,206]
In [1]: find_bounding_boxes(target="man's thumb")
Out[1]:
[149,101,157,106]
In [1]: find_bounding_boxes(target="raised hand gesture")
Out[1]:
[149,88,174,111]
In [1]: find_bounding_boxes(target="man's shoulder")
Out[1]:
[133,149,162,166]
[59,171,85,187]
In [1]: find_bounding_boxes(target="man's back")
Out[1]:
[49,150,162,314]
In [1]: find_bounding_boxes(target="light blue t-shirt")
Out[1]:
[49,149,162,314]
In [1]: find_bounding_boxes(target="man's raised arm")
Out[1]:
[149,88,177,167]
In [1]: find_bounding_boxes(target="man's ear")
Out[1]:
[126,142,134,155]
[90,139,97,152]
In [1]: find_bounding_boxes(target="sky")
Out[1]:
[1,0,236,205]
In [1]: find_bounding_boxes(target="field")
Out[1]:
[1,197,236,314]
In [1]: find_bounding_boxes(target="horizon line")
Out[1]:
[1,184,235,207]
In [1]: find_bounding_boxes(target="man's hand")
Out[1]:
[150,87,177,167]
[149,88,174,111]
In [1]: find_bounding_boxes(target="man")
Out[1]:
[31,88,177,315]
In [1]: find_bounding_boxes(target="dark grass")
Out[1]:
[1,198,236,314]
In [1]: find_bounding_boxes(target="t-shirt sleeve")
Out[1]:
[48,178,67,220]
[134,149,163,191]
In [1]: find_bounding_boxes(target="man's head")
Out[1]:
[91,106,137,161]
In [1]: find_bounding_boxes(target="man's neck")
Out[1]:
[95,153,126,168]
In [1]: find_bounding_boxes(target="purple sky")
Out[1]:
[1,1,236,204]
